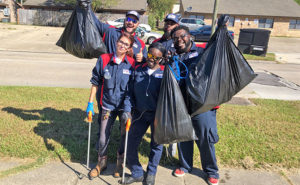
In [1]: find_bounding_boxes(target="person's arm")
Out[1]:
[88,85,98,103]
[86,56,104,116]
[78,0,111,36]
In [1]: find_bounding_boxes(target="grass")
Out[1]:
[295,0,300,5]
[243,53,276,61]
[0,86,299,173]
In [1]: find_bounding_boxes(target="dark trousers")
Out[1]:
[127,111,163,178]
[177,110,219,179]
[96,91,125,158]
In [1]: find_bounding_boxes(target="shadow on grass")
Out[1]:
[2,107,160,163]
[2,106,185,178]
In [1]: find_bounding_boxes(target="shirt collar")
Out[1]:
[112,54,128,64]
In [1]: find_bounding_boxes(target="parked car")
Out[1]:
[135,27,162,44]
[190,25,234,42]
[106,18,152,32]
[179,18,205,31]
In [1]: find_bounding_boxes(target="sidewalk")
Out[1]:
[0,160,299,185]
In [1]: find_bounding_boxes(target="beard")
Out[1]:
[124,26,135,34]
[175,39,192,54]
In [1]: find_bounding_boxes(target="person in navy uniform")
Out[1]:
[153,13,180,52]
[170,25,220,185]
[121,42,166,185]
[86,33,135,179]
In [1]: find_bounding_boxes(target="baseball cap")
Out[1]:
[126,10,140,21]
[164,13,180,24]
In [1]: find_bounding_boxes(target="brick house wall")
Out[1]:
[0,0,17,23]
[182,12,300,37]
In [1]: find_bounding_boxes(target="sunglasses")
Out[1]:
[173,33,189,42]
[126,17,138,24]
[147,53,162,61]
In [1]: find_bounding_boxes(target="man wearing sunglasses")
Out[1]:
[169,25,220,185]
[153,13,180,51]
[78,0,147,63]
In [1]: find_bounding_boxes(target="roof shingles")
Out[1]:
[182,0,300,18]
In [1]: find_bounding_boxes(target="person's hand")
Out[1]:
[121,112,132,123]
[120,112,131,135]
[136,48,143,63]
[77,0,91,9]
[86,102,94,117]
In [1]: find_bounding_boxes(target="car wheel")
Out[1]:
[147,37,155,45]
[190,35,195,41]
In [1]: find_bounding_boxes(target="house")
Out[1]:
[19,0,148,26]
[97,0,147,23]
[179,0,300,37]
[0,0,20,23]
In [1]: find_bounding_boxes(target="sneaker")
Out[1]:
[173,168,185,177]
[207,177,219,185]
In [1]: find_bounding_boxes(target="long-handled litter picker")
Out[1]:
[121,118,132,184]
[86,111,92,170]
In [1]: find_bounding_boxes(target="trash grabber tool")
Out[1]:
[86,111,92,170]
[121,118,132,184]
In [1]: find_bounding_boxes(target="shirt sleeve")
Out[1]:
[91,9,111,36]
[90,57,103,86]
[123,67,135,112]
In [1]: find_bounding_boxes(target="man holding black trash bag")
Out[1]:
[77,0,147,62]
[169,25,220,185]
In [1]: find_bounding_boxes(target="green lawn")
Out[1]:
[0,86,299,172]
[243,53,276,61]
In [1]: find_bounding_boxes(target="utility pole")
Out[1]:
[210,0,219,37]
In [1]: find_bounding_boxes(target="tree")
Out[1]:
[147,0,177,28]
[54,0,119,11]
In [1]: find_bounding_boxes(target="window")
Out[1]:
[181,19,189,23]
[196,19,205,25]
[116,18,124,23]
[258,18,273,28]
[289,19,300,29]
[228,17,235,27]
[189,19,196,24]
[192,15,204,20]
[189,15,204,20]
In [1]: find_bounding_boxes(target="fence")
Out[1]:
[18,9,148,27]
[18,9,72,27]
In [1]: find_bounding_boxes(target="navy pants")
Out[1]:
[177,110,219,179]
[127,111,163,178]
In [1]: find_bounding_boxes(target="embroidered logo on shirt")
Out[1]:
[189,52,199,58]
[123,69,131,75]
[154,74,163,78]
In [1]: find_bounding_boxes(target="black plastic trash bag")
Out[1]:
[186,15,257,116]
[56,2,107,58]
[154,65,198,145]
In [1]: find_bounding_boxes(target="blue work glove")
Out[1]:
[86,102,95,117]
